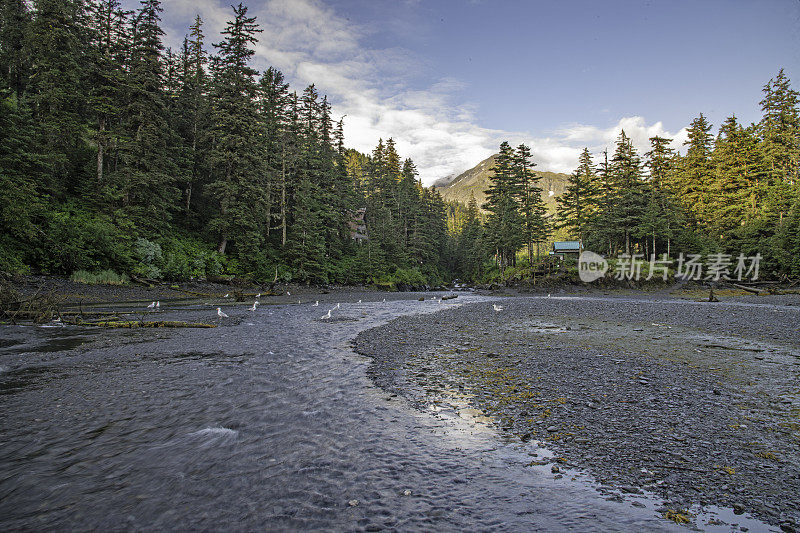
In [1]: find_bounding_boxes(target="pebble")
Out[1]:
[355,293,800,529]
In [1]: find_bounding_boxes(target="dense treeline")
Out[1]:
[474,69,800,280]
[554,69,800,278]
[0,0,453,285]
[3,2,797,286]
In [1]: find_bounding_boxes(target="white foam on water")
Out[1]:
[190,427,238,437]
[186,427,239,447]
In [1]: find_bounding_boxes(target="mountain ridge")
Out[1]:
[434,154,570,211]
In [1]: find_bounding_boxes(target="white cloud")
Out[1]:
[153,0,689,184]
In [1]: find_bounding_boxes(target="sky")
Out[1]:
[137,0,800,184]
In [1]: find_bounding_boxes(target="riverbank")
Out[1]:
[354,293,800,531]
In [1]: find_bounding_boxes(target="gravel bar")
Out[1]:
[355,294,800,531]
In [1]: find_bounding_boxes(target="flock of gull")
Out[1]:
[144,291,523,321]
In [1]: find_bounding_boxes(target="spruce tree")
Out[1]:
[27,0,87,197]
[557,147,597,245]
[173,15,210,226]
[758,69,800,228]
[609,130,646,254]
[86,0,129,198]
[0,0,32,98]
[514,144,548,262]
[483,142,524,271]
[677,113,714,228]
[206,3,264,262]
[642,136,678,255]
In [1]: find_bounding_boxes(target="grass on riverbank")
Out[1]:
[70,270,129,286]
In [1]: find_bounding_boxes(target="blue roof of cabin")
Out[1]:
[553,241,581,251]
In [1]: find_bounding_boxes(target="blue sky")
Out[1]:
[142,0,799,184]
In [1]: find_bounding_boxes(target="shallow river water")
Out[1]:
[0,293,771,531]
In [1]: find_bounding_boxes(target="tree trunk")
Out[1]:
[96,117,105,185]
[281,148,287,247]
[185,184,192,214]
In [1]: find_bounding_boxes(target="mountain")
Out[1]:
[434,154,570,212]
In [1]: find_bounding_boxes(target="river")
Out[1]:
[1,292,698,531]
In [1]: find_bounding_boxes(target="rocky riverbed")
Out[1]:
[1,290,694,532]
[355,294,800,531]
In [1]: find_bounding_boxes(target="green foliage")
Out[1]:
[70,269,129,285]
[159,235,228,281]
[132,238,163,279]
[1,2,797,283]
[38,205,133,273]
[372,266,430,290]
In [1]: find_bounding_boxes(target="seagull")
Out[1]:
[358,299,362,303]
[297,299,301,304]
[147,301,156,309]
[224,293,229,298]
[217,307,228,318]
[336,303,340,309]
[155,301,160,309]
[322,309,331,319]
[256,293,261,298]
[249,301,259,311]
[287,291,291,296]
[493,304,503,312]
[382,298,386,303]
[547,294,551,299]
[312,301,319,307]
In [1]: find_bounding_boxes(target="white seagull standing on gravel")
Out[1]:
[224,293,229,298]
[322,309,332,320]
[249,301,259,311]
[256,293,261,298]
[155,301,160,309]
[336,303,341,309]
[147,301,156,309]
[217,307,228,318]
[312,301,319,307]
[493,304,503,312]
[358,299,362,303]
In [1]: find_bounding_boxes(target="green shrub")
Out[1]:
[39,204,133,274]
[133,237,163,279]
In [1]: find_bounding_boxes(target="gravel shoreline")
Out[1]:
[354,294,800,530]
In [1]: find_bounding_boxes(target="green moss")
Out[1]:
[91,320,217,328]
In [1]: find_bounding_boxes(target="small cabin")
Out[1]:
[550,240,581,259]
